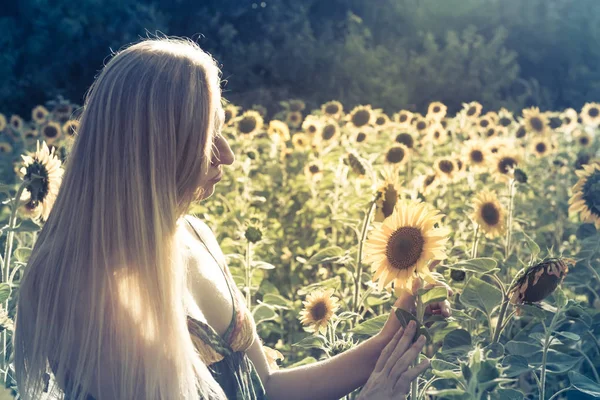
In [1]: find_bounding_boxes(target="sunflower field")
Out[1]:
[2,98,600,399]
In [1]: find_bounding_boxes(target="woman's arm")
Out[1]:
[246,327,388,400]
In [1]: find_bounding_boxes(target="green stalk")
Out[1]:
[504,179,516,264]
[471,224,480,259]
[540,333,551,400]
[352,197,378,322]
[245,240,252,307]
[411,284,424,400]
[547,387,571,400]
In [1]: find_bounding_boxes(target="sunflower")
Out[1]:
[301,115,322,138]
[515,124,527,139]
[413,117,429,134]
[394,110,414,127]
[384,144,410,166]
[19,141,64,222]
[427,101,447,121]
[291,133,310,151]
[236,110,264,137]
[529,137,555,158]
[268,120,291,141]
[31,105,49,125]
[0,113,6,131]
[463,141,489,171]
[346,151,368,177]
[299,288,340,334]
[573,129,593,148]
[508,258,573,305]
[223,104,240,126]
[321,100,344,120]
[288,99,306,112]
[560,108,579,133]
[482,125,499,139]
[62,119,79,137]
[417,172,439,196]
[373,112,391,131]
[285,111,303,128]
[374,166,402,223]
[24,129,39,141]
[10,115,24,132]
[463,101,483,119]
[52,103,74,119]
[304,160,324,181]
[569,162,600,228]
[486,136,514,155]
[548,113,563,130]
[491,150,522,182]
[0,141,12,154]
[427,123,448,145]
[351,127,374,145]
[346,105,375,130]
[319,118,340,143]
[434,157,457,182]
[394,132,416,149]
[477,115,494,133]
[471,190,506,238]
[581,102,600,128]
[363,200,450,295]
[497,108,515,128]
[522,107,549,135]
[41,121,62,144]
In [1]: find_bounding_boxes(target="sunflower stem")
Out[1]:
[245,240,252,308]
[352,197,378,323]
[411,282,424,400]
[471,224,480,259]
[585,259,600,288]
[492,299,509,343]
[504,179,516,265]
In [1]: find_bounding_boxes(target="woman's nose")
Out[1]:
[214,136,235,166]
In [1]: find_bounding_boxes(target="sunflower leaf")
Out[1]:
[451,258,497,274]
[292,335,327,350]
[570,370,600,396]
[252,304,277,325]
[350,314,387,336]
[460,276,503,316]
[420,286,448,307]
[394,308,432,343]
[0,284,10,304]
[306,247,345,265]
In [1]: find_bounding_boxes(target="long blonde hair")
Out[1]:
[14,35,227,399]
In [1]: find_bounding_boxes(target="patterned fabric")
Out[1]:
[184,215,268,400]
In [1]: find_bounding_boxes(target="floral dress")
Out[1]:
[184,215,268,400]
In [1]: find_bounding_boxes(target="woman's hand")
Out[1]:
[357,321,430,400]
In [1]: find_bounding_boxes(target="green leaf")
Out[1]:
[555,331,580,341]
[570,370,600,396]
[9,219,41,233]
[426,389,470,399]
[451,258,498,274]
[262,294,290,309]
[252,304,277,325]
[576,223,597,240]
[350,315,387,336]
[395,308,431,343]
[502,355,532,378]
[251,261,276,270]
[431,359,460,371]
[484,342,505,359]
[492,388,525,400]
[460,276,503,316]
[292,335,327,350]
[306,247,345,265]
[442,329,472,354]
[297,277,341,296]
[420,286,448,307]
[517,304,547,320]
[520,231,540,259]
[258,279,280,295]
[14,247,31,263]
[505,340,542,357]
[554,287,567,308]
[529,349,581,373]
[0,284,10,304]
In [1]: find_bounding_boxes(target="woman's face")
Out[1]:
[196,107,235,200]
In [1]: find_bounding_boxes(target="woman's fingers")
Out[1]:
[383,321,419,375]
[374,327,405,373]
[393,358,431,393]
[390,333,427,379]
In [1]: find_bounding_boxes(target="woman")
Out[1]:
[13,36,451,400]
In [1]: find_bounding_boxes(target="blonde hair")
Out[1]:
[14,35,227,399]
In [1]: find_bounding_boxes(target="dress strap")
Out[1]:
[184,215,238,343]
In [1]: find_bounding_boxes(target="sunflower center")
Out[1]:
[589,107,599,117]
[439,160,454,173]
[516,126,526,138]
[322,125,336,140]
[290,114,300,122]
[399,114,408,123]
[433,106,441,113]
[456,159,463,170]
[239,117,257,134]
[36,111,45,120]
[424,175,435,187]
[480,119,490,128]
[535,142,547,153]
[325,104,340,115]
[376,116,386,125]
[356,132,367,142]
[44,126,58,138]
[467,106,477,116]
[224,110,233,124]
[416,121,427,131]
[582,171,600,217]
[498,157,517,174]
[580,136,590,145]
[481,203,500,225]
[386,227,425,271]
[352,110,371,127]
[310,301,327,321]
[24,161,50,202]
[470,150,484,163]
[564,117,572,125]
[486,128,495,137]
[386,147,405,164]
[499,117,512,127]
[530,117,544,132]
[549,117,562,129]
[395,133,414,148]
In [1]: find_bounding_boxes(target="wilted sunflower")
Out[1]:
[235,110,264,137]
[491,150,522,182]
[427,123,448,145]
[19,141,64,221]
[0,142,12,154]
[291,133,310,151]
[301,115,322,137]
[32,105,49,124]
[41,121,63,144]
[471,190,506,238]
[427,101,447,121]
[394,110,414,127]
[434,157,457,182]
[346,105,375,130]
[299,288,340,334]
[462,140,489,172]
[573,129,593,148]
[463,101,483,119]
[321,100,344,120]
[509,258,573,305]
[560,108,579,133]
[346,151,368,177]
[384,144,410,166]
[268,120,291,141]
[223,104,240,126]
[522,107,549,135]
[581,102,600,127]
[363,200,450,295]
[529,137,555,158]
[0,113,6,131]
[374,166,402,223]
[62,119,79,137]
[569,162,600,228]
